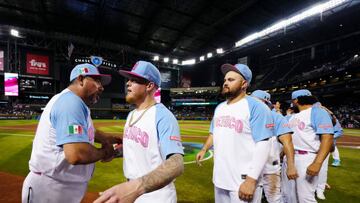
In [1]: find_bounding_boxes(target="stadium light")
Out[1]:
[153,56,159,61]
[207,53,213,58]
[354,54,359,58]
[199,56,205,61]
[10,29,20,37]
[216,48,224,54]
[164,57,169,63]
[235,0,348,47]
[173,59,178,64]
[182,59,196,65]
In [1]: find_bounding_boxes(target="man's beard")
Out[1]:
[221,87,242,99]
[87,94,100,106]
[293,105,300,113]
[125,94,135,104]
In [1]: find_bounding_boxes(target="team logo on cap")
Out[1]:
[79,67,89,74]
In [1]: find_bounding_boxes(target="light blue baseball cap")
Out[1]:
[119,61,161,87]
[221,63,252,84]
[70,63,111,85]
[251,90,271,105]
[291,89,312,100]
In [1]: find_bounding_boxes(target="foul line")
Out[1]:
[184,150,213,165]
[0,133,33,137]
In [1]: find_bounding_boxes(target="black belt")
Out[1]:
[32,171,42,175]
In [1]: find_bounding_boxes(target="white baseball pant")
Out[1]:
[294,152,319,203]
[332,146,340,160]
[281,157,296,203]
[215,185,263,203]
[262,171,282,203]
[316,154,330,193]
[22,172,87,203]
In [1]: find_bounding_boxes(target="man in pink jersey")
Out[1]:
[95,61,184,203]
[197,63,274,203]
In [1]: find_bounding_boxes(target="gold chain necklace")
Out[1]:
[128,103,156,127]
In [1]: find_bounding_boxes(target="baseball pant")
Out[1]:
[22,172,87,203]
[215,185,263,203]
[262,172,282,203]
[294,153,319,203]
[316,154,330,193]
[332,146,340,160]
[281,157,296,203]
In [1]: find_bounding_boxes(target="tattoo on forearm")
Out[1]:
[141,154,184,193]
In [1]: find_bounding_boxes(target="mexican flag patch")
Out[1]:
[79,67,89,74]
[69,125,83,135]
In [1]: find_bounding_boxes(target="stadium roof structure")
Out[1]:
[0,0,360,64]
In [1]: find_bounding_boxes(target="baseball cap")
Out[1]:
[119,61,161,87]
[291,89,312,100]
[70,63,111,85]
[221,63,252,84]
[251,90,271,105]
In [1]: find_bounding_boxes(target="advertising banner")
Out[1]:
[26,53,49,75]
[4,73,19,96]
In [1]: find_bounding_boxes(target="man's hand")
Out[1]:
[306,162,322,176]
[238,176,257,201]
[286,164,299,180]
[101,142,115,162]
[94,179,144,203]
[195,149,206,166]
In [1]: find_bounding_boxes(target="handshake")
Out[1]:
[99,134,123,162]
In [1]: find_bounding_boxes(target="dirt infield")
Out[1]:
[0,172,98,203]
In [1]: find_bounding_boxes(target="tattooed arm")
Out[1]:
[94,154,184,203]
[140,153,184,192]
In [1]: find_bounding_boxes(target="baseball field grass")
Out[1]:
[0,120,359,202]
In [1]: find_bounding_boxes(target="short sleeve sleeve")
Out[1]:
[156,105,184,160]
[273,112,293,137]
[310,107,334,135]
[50,93,90,146]
[334,119,343,138]
[209,119,214,134]
[248,97,274,142]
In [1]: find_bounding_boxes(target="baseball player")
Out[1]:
[329,110,343,167]
[284,89,334,203]
[22,63,118,203]
[95,61,184,203]
[251,90,298,203]
[196,64,274,203]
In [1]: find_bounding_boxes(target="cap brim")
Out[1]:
[118,70,148,82]
[221,64,247,81]
[221,64,238,75]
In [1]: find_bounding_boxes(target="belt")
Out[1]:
[295,150,317,155]
[31,171,42,175]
